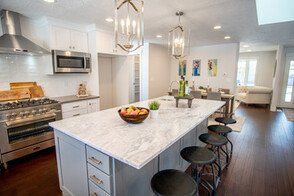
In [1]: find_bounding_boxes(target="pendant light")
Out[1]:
[168,11,190,59]
[114,0,144,52]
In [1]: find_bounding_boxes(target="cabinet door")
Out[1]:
[55,131,88,196]
[70,30,88,52]
[87,99,100,113]
[51,26,71,50]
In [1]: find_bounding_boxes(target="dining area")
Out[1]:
[169,86,235,118]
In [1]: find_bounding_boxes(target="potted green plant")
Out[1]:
[149,101,160,119]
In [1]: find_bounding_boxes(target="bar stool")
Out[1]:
[151,169,198,196]
[215,117,236,126]
[214,117,236,157]
[180,146,219,195]
[207,125,233,159]
[199,133,229,172]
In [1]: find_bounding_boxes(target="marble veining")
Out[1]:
[49,96,224,169]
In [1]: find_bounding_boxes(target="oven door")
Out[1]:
[0,114,57,154]
[52,50,90,73]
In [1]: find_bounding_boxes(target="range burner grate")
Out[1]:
[0,98,59,111]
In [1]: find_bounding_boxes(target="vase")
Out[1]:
[150,110,159,119]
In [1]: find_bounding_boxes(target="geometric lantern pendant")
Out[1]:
[168,11,190,59]
[114,0,144,53]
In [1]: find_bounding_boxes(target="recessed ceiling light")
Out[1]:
[156,35,163,38]
[247,49,252,52]
[105,18,114,22]
[213,25,222,30]
[224,36,231,40]
[243,44,250,48]
[43,0,55,3]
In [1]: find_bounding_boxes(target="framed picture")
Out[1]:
[178,58,187,76]
[192,59,201,76]
[207,59,217,77]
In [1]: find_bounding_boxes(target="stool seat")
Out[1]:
[199,133,228,146]
[215,117,236,125]
[151,169,197,196]
[181,146,216,165]
[208,125,232,134]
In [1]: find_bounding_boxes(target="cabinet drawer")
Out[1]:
[86,145,110,174]
[89,180,110,196]
[88,163,111,194]
[62,101,88,112]
[62,108,88,119]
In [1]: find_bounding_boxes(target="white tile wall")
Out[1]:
[0,54,92,97]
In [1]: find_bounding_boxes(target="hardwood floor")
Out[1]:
[0,105,293,196]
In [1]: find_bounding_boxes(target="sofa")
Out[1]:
[235,86,272,105]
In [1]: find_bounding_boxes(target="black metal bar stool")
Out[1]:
[180,146,219,195]
[199,133,229,173]
[215,117,236,126]
[207,125,233,159]
[151,169,198,196]
[214,117,236,158]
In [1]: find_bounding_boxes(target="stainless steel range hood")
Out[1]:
[0,10,49,55]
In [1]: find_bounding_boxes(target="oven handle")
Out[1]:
[5,113,56,128]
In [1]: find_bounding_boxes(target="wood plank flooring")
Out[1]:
[0,105,293,196]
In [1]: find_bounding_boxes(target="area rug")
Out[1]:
[282,108,294,122]
[208,116,246,132]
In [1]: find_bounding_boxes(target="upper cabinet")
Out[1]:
[51,26,88,52]
[95,30,127,55]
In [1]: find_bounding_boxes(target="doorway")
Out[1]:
[280,52,294,108]
[98,53,141,110]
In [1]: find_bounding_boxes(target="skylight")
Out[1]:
[256,0,294,25]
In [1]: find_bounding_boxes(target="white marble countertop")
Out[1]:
[49,96,225,169]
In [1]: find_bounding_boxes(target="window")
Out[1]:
[237,59,257,86]
[285,60,294,102]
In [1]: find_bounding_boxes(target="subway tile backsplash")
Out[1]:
[0,54,90,98]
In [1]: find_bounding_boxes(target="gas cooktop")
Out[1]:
[0,98,59,111]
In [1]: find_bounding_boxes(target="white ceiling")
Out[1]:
[0,0,294,47]
[239,42,278,53]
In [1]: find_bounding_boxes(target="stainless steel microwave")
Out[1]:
[52,50,91,73]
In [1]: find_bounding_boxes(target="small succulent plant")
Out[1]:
[149,101,160,110]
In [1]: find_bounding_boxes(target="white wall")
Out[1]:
[239,51,276,88]
[0,54,93,97]
[98,56,113,110]
[140,43,171,100]
[170,43,240,93]
[148,44,171,98]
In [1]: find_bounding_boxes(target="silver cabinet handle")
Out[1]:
[73,105,79,108]
[90,175,103,185]
[89,156,102,165]
[73,114,80,117]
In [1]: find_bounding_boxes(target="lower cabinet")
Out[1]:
[55,131,89,196]
[61,98,100,119]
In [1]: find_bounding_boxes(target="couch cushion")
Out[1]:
[247,86,272,94]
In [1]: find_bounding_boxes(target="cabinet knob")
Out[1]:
[69,46,72,49]
[73,46,75,49]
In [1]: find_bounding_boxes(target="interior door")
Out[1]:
[280,52,294,108]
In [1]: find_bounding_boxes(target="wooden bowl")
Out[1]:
[118,107,149,124]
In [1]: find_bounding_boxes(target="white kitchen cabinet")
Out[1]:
[61,98,100,119]
[51,26,88,52]
[96,30,127,55]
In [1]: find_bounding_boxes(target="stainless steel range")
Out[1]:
[0,98,61,168]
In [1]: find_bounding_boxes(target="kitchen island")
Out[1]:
[49,96,224,196]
